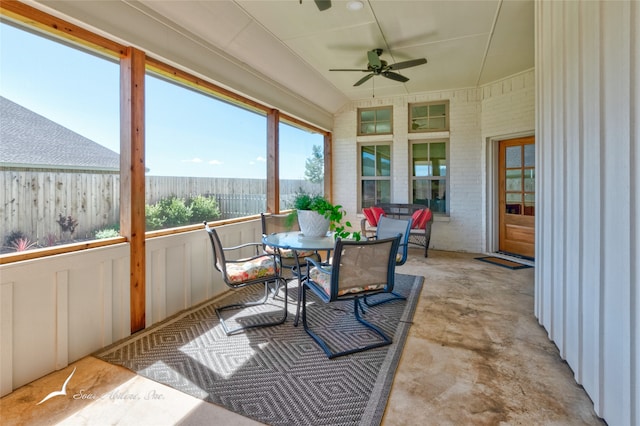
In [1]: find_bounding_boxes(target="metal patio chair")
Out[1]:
[301,235,401,358]
[364,215,413,307]
[204,222,287,335]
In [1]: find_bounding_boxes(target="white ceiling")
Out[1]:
[137,0,534,112]
[33,0,533,122]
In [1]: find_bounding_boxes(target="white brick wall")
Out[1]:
[333,69,535,253]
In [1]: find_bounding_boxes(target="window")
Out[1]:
[0,21,120,254]
[358,106,392,135]
[145,73,268,229]
[410,141,447,214]
[359,144,391,209]
[409,101,449,132]
[279,122,325,210]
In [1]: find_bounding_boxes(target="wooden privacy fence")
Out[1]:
[0,170,321,248]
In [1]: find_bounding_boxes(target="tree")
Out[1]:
[304,144,324,184]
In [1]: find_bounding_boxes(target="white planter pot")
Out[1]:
[297,210,330,238]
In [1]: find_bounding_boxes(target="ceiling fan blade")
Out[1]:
[382,71,409,83]
[314,0,331,11]
[329,68,370,72]
[387,58,427,70]
[367,50,382,69]
[354,73,374,86]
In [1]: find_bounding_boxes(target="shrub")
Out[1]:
[146,196,192,230]
[188,195,221,223]
[5,230,27,247]
[145,195,222,231]
[11,237,37,251]
[57,214,79,235]
[95,228,120,239]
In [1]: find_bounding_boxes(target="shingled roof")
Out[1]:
[0,96,119,171]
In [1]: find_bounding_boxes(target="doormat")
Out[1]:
[96,274,424,426]
[475,256,532,270]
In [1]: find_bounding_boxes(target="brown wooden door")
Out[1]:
[499,136,535,258]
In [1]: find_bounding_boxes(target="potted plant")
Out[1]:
[288,192,361,240]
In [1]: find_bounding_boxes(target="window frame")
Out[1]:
[408,100,449,133]
[357,142,392,210]
[0,4,331,264]
[409,139,449,215]
[357,106,393,136]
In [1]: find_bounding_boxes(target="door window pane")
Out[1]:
[524,169,535,192]
[524,144,535,167]
[506,193,522,214]
[506,146,521,168]
[506,169,523,191]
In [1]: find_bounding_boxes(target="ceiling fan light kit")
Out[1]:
[329,48,427,87]
[346,1,364,11]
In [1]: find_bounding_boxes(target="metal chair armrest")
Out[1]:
[306,257,331,275]
[222,242,264,256]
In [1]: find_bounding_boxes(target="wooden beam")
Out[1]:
[324,133,332,201]
[120,47,146,333]
[266,109,280,214]
[0,0,125,57]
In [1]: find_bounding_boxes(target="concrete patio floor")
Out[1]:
[1,249,604,425]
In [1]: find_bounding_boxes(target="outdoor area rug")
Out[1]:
[96,274,424,426]
[475,256,532,270]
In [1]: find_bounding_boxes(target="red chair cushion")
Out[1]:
[411,209,425,229]
[362,207,378,226]
[371,207,386,224]
[412,208,432,229]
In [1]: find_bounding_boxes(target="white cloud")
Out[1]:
[182,158,203,163]
[256,156,266,162]
[208,159,223,165]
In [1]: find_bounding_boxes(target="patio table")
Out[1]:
[262,231,335,325]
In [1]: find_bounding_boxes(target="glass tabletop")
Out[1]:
[262,232,336,251]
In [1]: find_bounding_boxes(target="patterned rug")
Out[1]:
[96,274,424,426]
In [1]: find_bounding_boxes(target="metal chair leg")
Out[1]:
[216,277,288,335]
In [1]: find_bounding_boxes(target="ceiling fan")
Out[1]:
[299,0,332,11]
[330,49,427,86]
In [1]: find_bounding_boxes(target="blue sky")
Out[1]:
[0,22,322,179]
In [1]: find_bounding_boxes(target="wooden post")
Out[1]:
[323,133,332,201]
[267,109,280,213]
[120,46,146,333]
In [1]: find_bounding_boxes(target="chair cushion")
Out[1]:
[371,207,386,224]
[411,209,425,229]
[225,256,277,283]
[412,208,432,229]
[362,207,378,227]
[309,266,386,297]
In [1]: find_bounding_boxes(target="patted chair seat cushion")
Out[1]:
[225,256,277,283]
[309,266,386,297]
[264,245,316,259]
